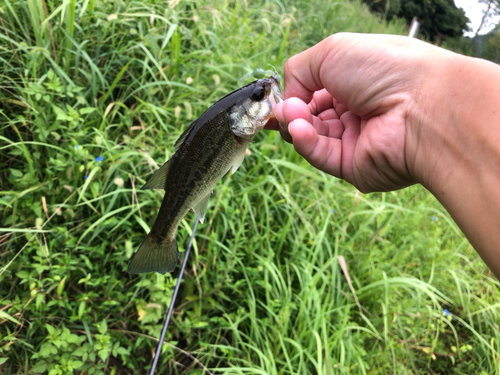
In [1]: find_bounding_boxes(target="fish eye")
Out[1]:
[252,87,265,101]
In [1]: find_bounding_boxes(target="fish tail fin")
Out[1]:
[127,233,178,274]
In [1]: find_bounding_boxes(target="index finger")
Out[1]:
[283,36,336,103]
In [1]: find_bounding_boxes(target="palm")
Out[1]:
[353,113,413,192]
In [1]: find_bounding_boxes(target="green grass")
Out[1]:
[1,0,500,374]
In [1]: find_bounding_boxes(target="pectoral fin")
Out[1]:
[193,190,212,224]
[231,149,246,174]
[141,159,172,190]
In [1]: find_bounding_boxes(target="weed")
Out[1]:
[1,0,499,374]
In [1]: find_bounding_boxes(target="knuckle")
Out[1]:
[284,55,297,76]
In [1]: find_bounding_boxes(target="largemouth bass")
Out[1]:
[128,75,283,274]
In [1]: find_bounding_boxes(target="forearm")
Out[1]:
[410,54,500,277]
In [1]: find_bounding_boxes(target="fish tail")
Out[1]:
[127,233,178,274]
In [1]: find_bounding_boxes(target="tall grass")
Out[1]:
[1,0,499,374]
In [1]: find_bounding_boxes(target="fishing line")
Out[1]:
[149,218,199,375]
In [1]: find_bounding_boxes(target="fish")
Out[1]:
[127,75,284,274]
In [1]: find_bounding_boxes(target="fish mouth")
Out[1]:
[267,74,285,129]
[269,74,284,106]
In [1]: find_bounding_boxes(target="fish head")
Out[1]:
[230,75,284,141]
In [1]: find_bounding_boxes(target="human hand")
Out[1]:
[267,32,500,279]
[267,33,453,193]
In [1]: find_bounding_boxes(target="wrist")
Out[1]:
[410,53,500,192]
[405,48,463,189]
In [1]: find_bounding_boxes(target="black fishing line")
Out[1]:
[149,219,199,375]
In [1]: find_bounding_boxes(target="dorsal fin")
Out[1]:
[141,159,172,190]
[174,120,198,149]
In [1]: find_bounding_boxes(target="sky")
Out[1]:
[455,0,500,36]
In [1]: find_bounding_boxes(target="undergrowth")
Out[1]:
[1,0,499,374]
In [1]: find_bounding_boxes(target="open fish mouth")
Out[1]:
[268,74,285,130]
[270,74,284,106]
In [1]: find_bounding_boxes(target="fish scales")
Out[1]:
[128,75,283,274]
[155,112,242,238]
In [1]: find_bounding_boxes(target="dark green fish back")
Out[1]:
[155,108,241,233]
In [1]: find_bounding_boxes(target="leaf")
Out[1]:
[137,307,145,322]
[52,105,73,121]
[67,333,80,344]
[0,310,21,325]
[79,107,96,115]
[72,360,84,369]
[98,348,110,362]
[116,347,129,355]
[57,277,66,296]
[8,148,23,156]
[78,301,86,319]
[10,169,22,178]
[0,199,12,208]
[35,293,45,310]
[98,319,107,334]
[52,105,65,116]
[38,343,53,357]
[0,357,8,365]
[16,270,30,279]
[192,321,209,328]
[31,361,47,373]
[50,132,61,141]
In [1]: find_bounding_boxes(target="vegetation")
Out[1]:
[362,0,470,41]
[477,0,500,36]
[467,23,500,63]
[1,0,500,374]
[480,24,500,62]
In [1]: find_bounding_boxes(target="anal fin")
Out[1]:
[141,159,172,190]
[193,190,212,224]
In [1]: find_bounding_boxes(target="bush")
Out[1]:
[1,1,499,374]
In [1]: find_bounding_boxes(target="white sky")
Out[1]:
[455,0,500,36]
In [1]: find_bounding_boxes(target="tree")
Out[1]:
[478,24,500,63]
[362,0,470,42]
[476,0,500,38]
